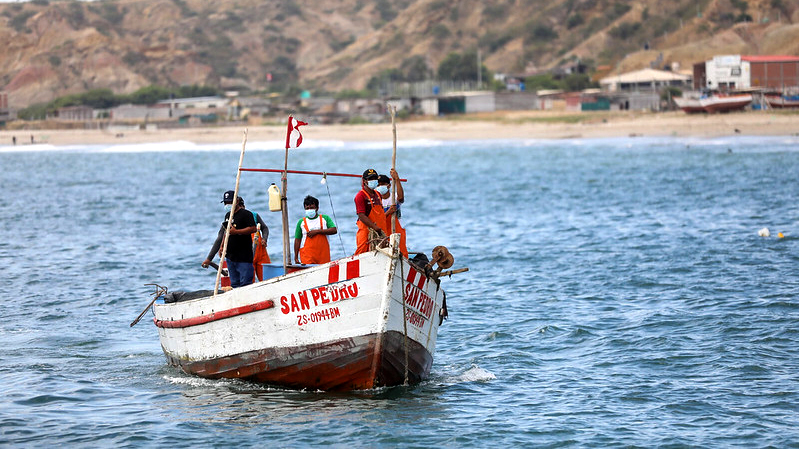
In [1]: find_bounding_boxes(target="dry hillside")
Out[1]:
[1,0,798,108]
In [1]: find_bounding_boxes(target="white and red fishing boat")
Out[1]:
[151,236,455,390]
[765,94,799,109]
[674,93,752,113]
[135,115,466,391]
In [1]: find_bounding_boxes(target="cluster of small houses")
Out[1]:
[1,54,798,129]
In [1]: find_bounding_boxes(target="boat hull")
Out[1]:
[702,95,752,113]
[163,331,432,390]
[153,238,445,390]
[673,97,705,114]
[675,94,752,113]
[765,95,799,109]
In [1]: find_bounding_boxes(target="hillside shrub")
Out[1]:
[123,51,146,66]
[329,35,355,52]
[65,1,86,28]
[427,0,447,12]
[431,24,450,40]
[217,11,246,33]
[375,0,396,22]
[610,2,631,19]
[437,50,490,82]
[526,22,558,42]
[10,10,35,32]
[608,21,641,40]
[479,30,514,52]
[366,68,404,91]
[566,13,584,29]
[170,0,195,17]
[99,3,124,25]
[282,0,303,18]
[403,55,431,81]
[483,4,507,20]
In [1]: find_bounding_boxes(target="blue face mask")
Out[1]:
[224,204,232,212]
[305,209,318,219]
[366,180,378,189]
[375,185,389,195]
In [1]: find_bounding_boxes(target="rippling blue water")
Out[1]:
[2,135,798,447]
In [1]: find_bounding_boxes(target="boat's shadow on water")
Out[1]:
[154,365,461,429]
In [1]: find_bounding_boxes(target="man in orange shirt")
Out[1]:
[294,195,337,264]
[354,168,389,255]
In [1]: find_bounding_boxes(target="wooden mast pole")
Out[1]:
[390,105,397,236]
[214,128,248,296]
[281,120,291,271]
[388,104,410,385]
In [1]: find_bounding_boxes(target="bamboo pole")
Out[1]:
[390,105,397,237]
[388,104,409,385]
[281,145,290,271]
[214,128,248,296]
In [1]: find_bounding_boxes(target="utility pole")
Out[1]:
[477,49,482,89]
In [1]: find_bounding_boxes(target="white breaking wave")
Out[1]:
[4,135,799,154]
[459,365,497,382]
[437,365,497,384]
[163,374,222,387]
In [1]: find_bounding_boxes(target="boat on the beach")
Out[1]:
[764,93,799,109]
[674,92,753,113]
[134,115,466,391]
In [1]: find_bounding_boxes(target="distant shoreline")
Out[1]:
[1,110,798,147]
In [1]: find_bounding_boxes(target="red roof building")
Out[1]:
[700,55,799,91]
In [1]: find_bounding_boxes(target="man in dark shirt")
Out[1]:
[202,190,257,288]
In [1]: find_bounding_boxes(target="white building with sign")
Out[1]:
[705,55,750,90]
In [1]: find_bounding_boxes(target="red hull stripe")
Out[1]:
[328,263,340,284]
[406,266,417,284]
[154,299,275,329]
[417,273,427,290]
[346,259,360,280]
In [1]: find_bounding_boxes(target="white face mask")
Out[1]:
[224,204,232,212]
[375,185,389,195]
[305,209,318,218]
[366,180,378,189]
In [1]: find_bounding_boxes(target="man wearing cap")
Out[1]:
[202,190,257,288]
[354,169,390,255]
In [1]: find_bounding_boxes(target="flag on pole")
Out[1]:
[285,116,308,149]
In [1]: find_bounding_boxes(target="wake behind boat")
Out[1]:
[134,114,467,391]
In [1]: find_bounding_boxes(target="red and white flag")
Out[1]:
[285,116,308,149]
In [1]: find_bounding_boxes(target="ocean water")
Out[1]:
[1,134,798,447]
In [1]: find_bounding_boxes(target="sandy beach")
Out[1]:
[2,110,798,146]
